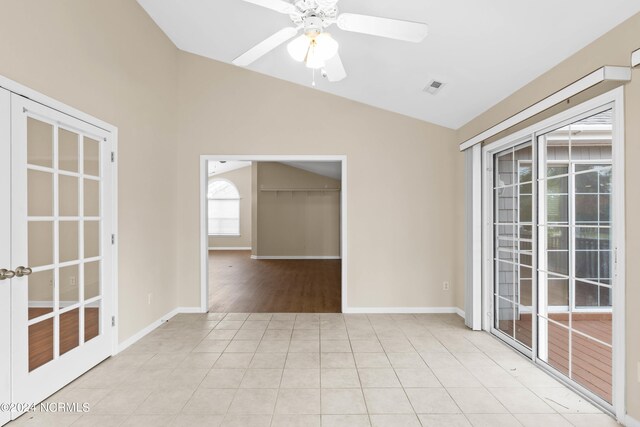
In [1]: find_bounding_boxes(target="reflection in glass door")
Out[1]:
[493,142,534,351]
[537,109,613,404]
[11,94,113,412]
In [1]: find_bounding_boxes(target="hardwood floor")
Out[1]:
[501,313,612,403]
[28,307,100,371]
[208,250,341,313]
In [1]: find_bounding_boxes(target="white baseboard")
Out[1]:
[251,255,341,260]
[455,307,465,318]
[625,414,640,427]
[343,306,464,315]
[116,306,204,353]
[209,247,251,250]
[177,306,206,313]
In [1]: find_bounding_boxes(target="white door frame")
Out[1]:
[0,88,11,427]
[481,87,625,418]
[200,155,348,313]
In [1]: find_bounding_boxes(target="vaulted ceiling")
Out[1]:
[139,0,640,129]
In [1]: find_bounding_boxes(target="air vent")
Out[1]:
[424,79,445,95]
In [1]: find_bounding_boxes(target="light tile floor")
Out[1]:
[10,313,617,427]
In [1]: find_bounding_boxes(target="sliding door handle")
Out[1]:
[15,266,32,277]
[0,269,15,280]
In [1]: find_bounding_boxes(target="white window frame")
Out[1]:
[207,179,241,237]
[481,87,625,419]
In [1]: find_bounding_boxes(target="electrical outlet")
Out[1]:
[70,276,76,287]
[148,293,152,305]
[443,281,450,291]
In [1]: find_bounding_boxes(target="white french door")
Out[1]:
[4,94,114,420]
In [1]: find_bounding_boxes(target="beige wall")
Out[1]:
[457,12,640,421]
[176,51,462,310]
[208,165,252,249]
[0,0,180,343]
[254,162,341,257]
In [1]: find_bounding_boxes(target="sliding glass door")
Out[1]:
[487,102,618,410]
[537,109,613,403]
[493,142,534,352]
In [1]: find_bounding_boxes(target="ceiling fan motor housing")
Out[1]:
[290,0,338,31]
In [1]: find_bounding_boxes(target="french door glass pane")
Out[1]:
[28,221,53,267]
[84,303,100,342]
[84,261,100,300]
[29,318,54,371]
[59,175,79,217]
[84,137,100,177]
[27,118,53,168]
[84,179,100,217]
[59,308,80,356]
[59,221,79,263]
[28,269,54,320]
[59,264,79,308]
[27,170,53,217]
[85,221,100,258]
[58,128,79,173]
[25,116,105,372]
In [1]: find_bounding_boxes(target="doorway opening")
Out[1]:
[200,156,347,313]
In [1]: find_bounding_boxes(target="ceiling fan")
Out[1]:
[232,0,428,83]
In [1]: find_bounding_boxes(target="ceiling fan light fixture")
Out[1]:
[287,34,310,62]
[313,32,338,61]
[287,31,338,69]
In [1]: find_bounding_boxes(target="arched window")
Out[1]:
[208,179,240,236]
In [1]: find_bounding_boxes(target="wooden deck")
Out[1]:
[504,313,612,403]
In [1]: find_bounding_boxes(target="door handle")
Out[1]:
[15,266,32,277]
[0,269,16,280]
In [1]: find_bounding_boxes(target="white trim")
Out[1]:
[343,306,463,316]
[0,75,116,133]
[177,306,206,314]
[471,144,482,330]
[116,306,204,353]
[200,155,348,314]
[117,308,179,353]
[625,414,640,427]
[611,88,626,420]
[250,255,341,260]
[632,48,640,68]
[27,301,78,308]
[209,247,252,250]
[459,66,631,151]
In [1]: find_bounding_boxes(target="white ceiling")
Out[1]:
[208,160,251,176]
[138,0,640,129]
[280,161,341,179]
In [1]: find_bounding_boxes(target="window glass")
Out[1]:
[208,180,240,235]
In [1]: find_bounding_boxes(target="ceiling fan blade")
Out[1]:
[324,54,346,82]
[241,0,296,14]
[337,13,428,42]
[232,27,299,67]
